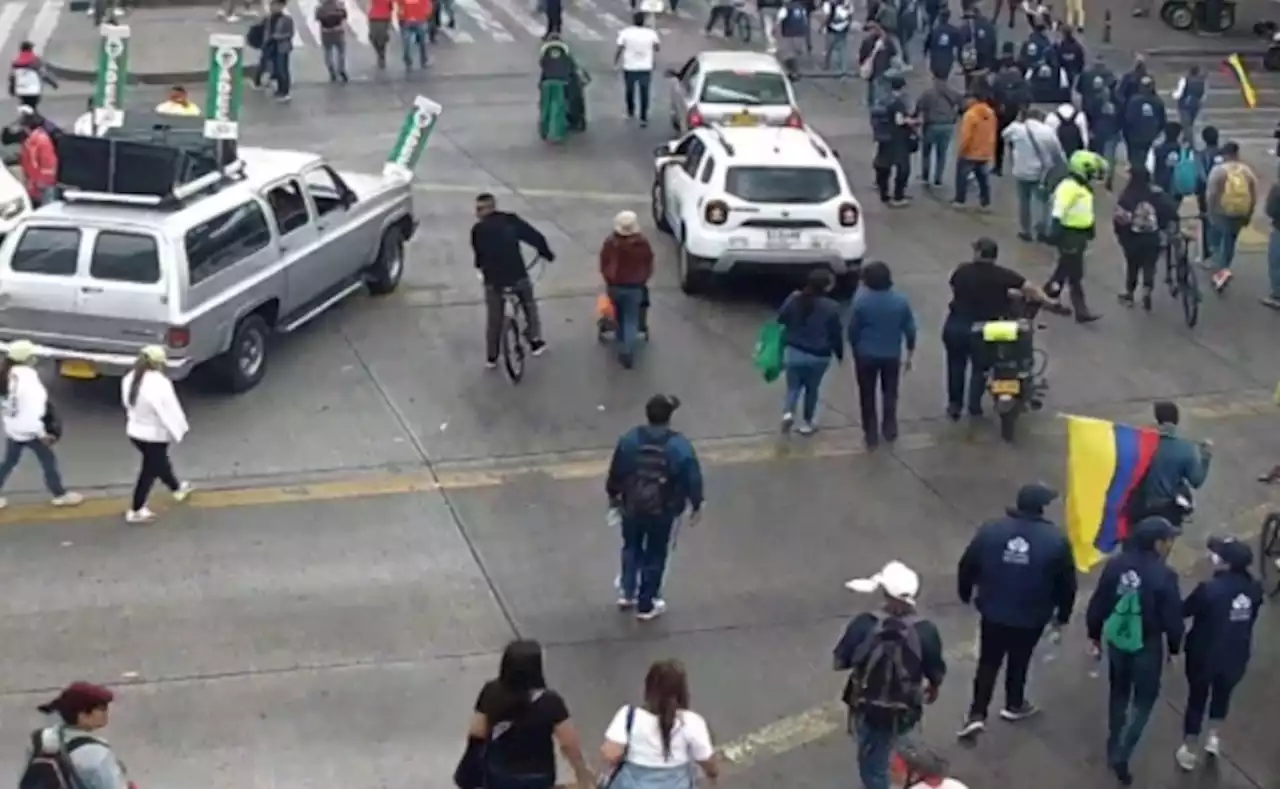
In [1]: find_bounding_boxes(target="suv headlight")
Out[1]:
[0,198,24,220]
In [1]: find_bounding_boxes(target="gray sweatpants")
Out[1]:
[485,279,543,360]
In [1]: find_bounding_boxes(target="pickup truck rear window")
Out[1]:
[184,202,272,286]
[91,232,161,284]
[723,167,841,204]
[10,227,80,276]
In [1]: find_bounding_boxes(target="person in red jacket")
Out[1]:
[395,0,431,70]
[18,114,56,205]
[599,210,654,368]
[368,0,393,69]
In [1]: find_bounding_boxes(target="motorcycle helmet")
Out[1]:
[1068,149,1105,181]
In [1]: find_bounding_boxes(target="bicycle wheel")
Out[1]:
[1260,513,1280,589]
[1179,258,1200,328]
[499,312,526,383]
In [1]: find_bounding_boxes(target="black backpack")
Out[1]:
[622,434,674,518]
[841,615,925,727]
[19,730,97,789]
[1056,111,1083,155]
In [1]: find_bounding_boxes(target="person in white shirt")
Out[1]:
[121,345,191,524]
[0,340,82,509]
[615,13,660,127]
[1002,108,1064,242]
[600,659,720,789]
[1044,103,1089,154]
[8,41,58,112]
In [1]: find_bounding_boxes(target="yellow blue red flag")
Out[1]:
[1063,416,1160,573]
[1223,54,1258,109]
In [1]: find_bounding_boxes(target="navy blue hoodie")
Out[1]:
[957,485,1077,630]
[1085,518,1184,656]
[1183,567,1263,681]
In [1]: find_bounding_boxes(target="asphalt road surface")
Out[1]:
[0,7,1277,789]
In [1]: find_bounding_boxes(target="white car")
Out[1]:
[666,50,801,134]
[650,125,865,295]
[0,165,32,242]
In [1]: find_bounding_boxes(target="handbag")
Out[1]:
[598,706,637,789]
[452,737,485,789]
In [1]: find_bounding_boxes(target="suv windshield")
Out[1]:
[724,167,841,204]
[699,71,789,105]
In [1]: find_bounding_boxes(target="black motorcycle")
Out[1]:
[970,318,1049,443]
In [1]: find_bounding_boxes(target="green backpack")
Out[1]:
[1102,590,1144,653]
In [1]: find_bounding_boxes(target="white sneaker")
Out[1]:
[781,412,794,433]
[796,421,816,436]
[172,482,193,502]
[1175,744,1197,771]
[225,13,240,21]
[616,597,636,609]
[0,496,7,510]
[636,599,667,621]
[51,492,83,507]
[125,508,157,524]
[1204,732,1220,756]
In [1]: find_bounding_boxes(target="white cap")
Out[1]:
[845,561,919,606]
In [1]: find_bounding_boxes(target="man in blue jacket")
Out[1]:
[955,483,1076,738]
[923,7,960,80]
[1176,536,1263,771]
[1122,76,1166,171]
[1132,401,1212,528]
[606,394,704,621]
[1086,516,1184,787]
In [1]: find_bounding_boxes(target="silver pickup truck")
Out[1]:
[0,141,416,392]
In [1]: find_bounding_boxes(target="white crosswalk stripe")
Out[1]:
[0,2,29,57]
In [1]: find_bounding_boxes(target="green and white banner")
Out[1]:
[91,24,131,128]
[204,33,246,141]
[383,95,443,180]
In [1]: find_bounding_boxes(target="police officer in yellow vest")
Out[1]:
[155,85,202,117]
[1046,150,1105,324]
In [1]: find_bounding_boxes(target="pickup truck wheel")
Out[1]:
[212,314,270,393]
[367,228,405,296]
[677,237,711,295]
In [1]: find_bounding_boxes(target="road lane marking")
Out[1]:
[483,0,544,37]
[344,0,370,44]
[0,393,1271,526]
[413,182,648,202]
[560,10,604,39]
[0,2,27,57]
[575,0,624,29]
[290,0,312,46]
[25,0,60,54]
[453,0,514,42]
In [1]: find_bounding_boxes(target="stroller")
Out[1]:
[538,37,591,142]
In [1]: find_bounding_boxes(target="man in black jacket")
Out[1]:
[956,483,1076,738]
[470,193,555,367]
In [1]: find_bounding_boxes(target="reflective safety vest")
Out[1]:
[1053,178,1094,230]
[155,100,202,117]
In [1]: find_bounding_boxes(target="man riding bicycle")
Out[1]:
[471,193,555,368]
[1129,400,1212,529]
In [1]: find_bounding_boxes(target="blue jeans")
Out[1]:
[1097,136,1118,188]
[1209,216,1245,271]
[322,38,347,78]
[782,347,830,422]
[919,123,952,184]
[1015,178,1047,237]
[401,20,428,67]
[943,316,984,415]
[271,48,292,96]
[865,76,886,109]
[623,70,651,121]
[619,515,675,614]
[254,44,274,86]
[855,717,898,789]
[1178,107,1198,138]
[1268,229,1280,299]
[0,438,67,496]
[1107,647,1163,767]
[607,284,645,361]
[824,32,849,73]
[953,159,990,206]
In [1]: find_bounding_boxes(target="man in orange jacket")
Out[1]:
[17,113,57,205]
[953,93,997,209]
[395,0,431,69]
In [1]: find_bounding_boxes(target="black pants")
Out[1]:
[130,439,180,511]
[1122,242,1159,295]
[969,618,1043,718]
[854,356,901,443]
[705,5,733,34]
[993,112,1016,174]
[1183,669,1240,736]
[942,317,985,415]
[1046,241,1091,316]
[543,3,562,36]
[874,147,910,202]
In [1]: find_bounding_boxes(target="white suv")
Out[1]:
[650,125,865,295]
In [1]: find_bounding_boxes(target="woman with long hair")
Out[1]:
[599,659,719,789]
[0,340,82,509]
[776,270,844,436]
[462,639,593,789]
[1113,164,1176,311]
[121,346,191,524]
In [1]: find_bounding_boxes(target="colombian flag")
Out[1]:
[1063,416,1159,573]
[1223,54,1258,110]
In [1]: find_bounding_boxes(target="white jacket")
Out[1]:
[1045,106,1090,149]
[121,370,189,444]
[2,365,49,441]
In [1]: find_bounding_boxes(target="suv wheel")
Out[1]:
[651,179,672,234]
[367,227,405,296]
[212,313,270,393]
[677,237,711,295]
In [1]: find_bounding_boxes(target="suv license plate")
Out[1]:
[766,230,800,249]
[59,360,98,380]
[989,379,1020,395]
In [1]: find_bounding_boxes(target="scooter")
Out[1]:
[972,317,1049,443]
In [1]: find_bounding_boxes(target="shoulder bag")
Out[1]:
[598,705,637,789]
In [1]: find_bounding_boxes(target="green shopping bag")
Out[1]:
[753,321,785,383]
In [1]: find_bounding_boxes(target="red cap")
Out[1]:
[38,682,114,715]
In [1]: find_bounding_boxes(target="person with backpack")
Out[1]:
[1114,166,1177,311]
[1175,536,1263,771]
[1205,141,1258,292]
[8,41,57,112]
[1086,94,1121,192]
[1144,121,1189,198]
[1130,401,1211,528]
[598,659,721,789]
[23,682,128,789]
[1084,516,1184,788]
[0,341,83,511]
[1121,76,1165,172]
[820,0,855,74]
[459,640,595,789]
[957,6,996,92]
[1172,65,1205,139]
[605,395,704,621]
[777,270,844,434]
[836,561,946,789]
[955,483,1076,738]
[776,0,811,77]
[1045,102,1088,157]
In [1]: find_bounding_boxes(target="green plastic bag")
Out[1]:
[754,321,785,383]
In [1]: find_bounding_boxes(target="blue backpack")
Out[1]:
[1172,149,1198,196]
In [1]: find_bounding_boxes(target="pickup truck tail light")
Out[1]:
[704,200,729,225]
[785,111,804,129]
[166,326,190,349]
[839,203,859,227]
[687,108,705,128]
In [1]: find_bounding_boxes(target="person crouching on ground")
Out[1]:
[23,682,129,789]
[121,346,192,524]
[776,270,844,436]
[0,340,82,510]
[599,210,653,369]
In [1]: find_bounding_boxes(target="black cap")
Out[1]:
[973,237,998,262]
[1015,483,1059,514]
[645,394,680,425]
[1207,535,1253,570]
[1132,516,1182,547]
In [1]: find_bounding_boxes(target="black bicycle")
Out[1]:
[498,256,545,384]
[1259,512,1280,598]
[1165,214,1202,329]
